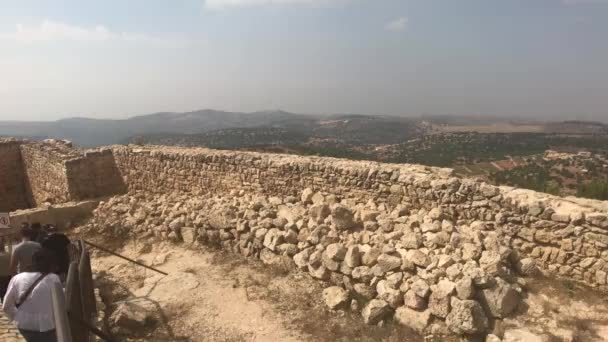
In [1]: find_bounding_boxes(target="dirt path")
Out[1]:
[92,241,306,342]
[89,238,419,342]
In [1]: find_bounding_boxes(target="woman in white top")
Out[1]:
[2,248,61,342]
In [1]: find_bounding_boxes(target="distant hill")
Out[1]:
[133,114,424,148]
[0,110,317,147]
[1,109,605,148]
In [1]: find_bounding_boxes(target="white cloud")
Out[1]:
[385,17,408,32]
[0,20,174,45]
[205,0,349,10]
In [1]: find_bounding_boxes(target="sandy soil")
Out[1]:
[89,237,420,342]
[87,234,608,342]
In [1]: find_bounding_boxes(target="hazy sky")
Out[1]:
[1,0,607,121]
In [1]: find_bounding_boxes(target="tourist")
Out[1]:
[9,227,41,274]
[2,248,61,342]
[40,233,71,281]
[30,223,43,243]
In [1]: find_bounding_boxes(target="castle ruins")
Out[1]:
[2,138,608,338]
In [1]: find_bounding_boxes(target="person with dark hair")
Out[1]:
[41,232,71,280]
[9,227,41,274]
[3,248,61,342]
[29,223,42,243]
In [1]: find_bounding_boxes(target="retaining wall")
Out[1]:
[0,140,29,211]
[110,145,608,289]
[0,139,125,211]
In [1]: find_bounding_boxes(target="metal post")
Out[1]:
[66,262,88,342]
[51,281,72,342]
[79,250,97,342]
[83,240,168,275]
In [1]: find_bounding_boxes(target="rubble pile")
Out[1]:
[84,188,546,339]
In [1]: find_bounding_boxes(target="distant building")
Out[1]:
[577,151,592,158]
[544,150,574,161]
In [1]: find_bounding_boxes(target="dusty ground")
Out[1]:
[82,231,608,342]
[501,276,608,342]
[88,236,421,342]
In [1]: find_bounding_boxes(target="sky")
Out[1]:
[0,0,607,121]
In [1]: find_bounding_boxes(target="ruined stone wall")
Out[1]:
[1,139,125,211]
[20,143,73,206]
[65,148,127,200]
[110,145,608,289]
[0,139,30,211]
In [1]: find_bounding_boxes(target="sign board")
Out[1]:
[0,213,10,229]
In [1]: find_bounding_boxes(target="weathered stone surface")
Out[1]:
[411,279,431,298]
[362,299,392,325]
[377,280,403,308]
[301,188,314,204]
[354,283,376,300]
[376,254,402,273]
[310,204,331,223]
[404,290,427,310]
[395,307,432,333]
[344,245,361,268]
[16,140,608,340]
[323,286,349,310]
[456,277,475,300]
[332,205,355,230]
[180,226,196,244]
[324,243,347,261]
[428,279,455,318]
[362,247,382,266]
[515,258,538,276]
[445,299,489,335]
[478,278,521,318]
[110,298,158,334]
[406,250,431,267]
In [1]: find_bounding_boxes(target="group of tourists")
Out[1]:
[1,222,72,342]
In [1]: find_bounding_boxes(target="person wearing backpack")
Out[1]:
[2,248,61,342]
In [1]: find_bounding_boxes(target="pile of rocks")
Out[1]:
[84,188,540,340]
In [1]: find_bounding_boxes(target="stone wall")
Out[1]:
[110,145,608,289]
[66,149,127,201]
[1,139,125,211]
[0,139,29,211]
[20,142,74,206]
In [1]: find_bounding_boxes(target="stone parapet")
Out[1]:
[109,145,608,289]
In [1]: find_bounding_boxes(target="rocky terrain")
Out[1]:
[80,186,608,341]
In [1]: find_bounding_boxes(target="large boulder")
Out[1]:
[362,299,392,325]
[322,286,350,310]
[406,250,431,267]
[310,204,331,223]
[404,290,427,310]
[344,245,361,268]
[263,228,284,251]
[180,226,196,244]
[277,204,306,225]
[428,279,455,319]
[376,254,402,273]
[515,258,538,276]
[395,307,432,333]
[411,279,431,298]
[332,205,355,230]
[376,280,403,308]
[110,298,158,335]
[324,243,347,261]
[478,278,521,318]
[445,299,488,335]
[301,188,314,204]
